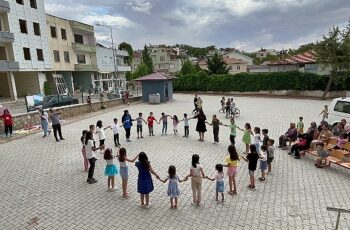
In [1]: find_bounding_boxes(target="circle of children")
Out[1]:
[79,96,276,210]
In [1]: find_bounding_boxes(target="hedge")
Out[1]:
[174,71,350,92]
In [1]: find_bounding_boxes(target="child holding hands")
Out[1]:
[205,164,225,204]
[159,165,186,209]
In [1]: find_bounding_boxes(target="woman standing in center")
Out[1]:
[193,109,207,142]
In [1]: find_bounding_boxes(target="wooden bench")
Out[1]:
[327,149,350,169]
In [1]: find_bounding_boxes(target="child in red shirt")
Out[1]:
[0,109,13,137]
[147,112,158,136]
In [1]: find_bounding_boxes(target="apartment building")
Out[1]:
[0,0,51,99]
[69,20,97,93]
[46,14,75,94]
[150,46,181,74]
[95,43,131,91]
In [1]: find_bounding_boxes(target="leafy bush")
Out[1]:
[174,72,350,92]
[43,81,53,95]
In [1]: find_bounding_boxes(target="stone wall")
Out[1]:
[0,97,141,132]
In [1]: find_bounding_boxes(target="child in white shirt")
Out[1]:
[258,145,268,182]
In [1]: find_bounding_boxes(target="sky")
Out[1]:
[43,0,350,52]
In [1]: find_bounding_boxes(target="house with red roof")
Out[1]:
[268,51,331,75]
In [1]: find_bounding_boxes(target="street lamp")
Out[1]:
[95,23,119,90]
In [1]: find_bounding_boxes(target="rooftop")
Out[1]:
[134,72,175,81]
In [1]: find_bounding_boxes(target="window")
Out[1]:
[50,26,57,38]
[33,22,41,36]
[36,49,44,61]
[74,34,84,44]
[19,19,28,34]
[60,29,67,40]
[160,56,165,61]
[334,101,350,114]
[53,50,60,62]
[77,54,86,64]
[237,65,240,70]
[23,48,31,60]
[64,51,70,63]
[30,0,37,9]
[0,47,7,60]
[16,0,24,5]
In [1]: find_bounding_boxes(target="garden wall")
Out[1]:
[1,97,141,132]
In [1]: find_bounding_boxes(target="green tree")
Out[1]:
[207,52,229,75]
[315,22,350,99]
[142,45,153,73]
[180,59,197,75]
[118,42,133,65]
[132,63,150,79]
[43,81,53,95]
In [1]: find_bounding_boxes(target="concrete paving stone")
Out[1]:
[1,94,350,229]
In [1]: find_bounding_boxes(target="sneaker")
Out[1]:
[144,203,151,209]
[287,152,292,155]
[56,140,60,142]
[60,138,65,140]
[294,156,300,159]
[141,136,144,138]
[91,178,97,183]
[258,177,265,182]
[48,130,51,135]
[221,200,225,204]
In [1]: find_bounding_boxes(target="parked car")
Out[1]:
[28,95,79,111]
[107,88,125,100]
[327,97,350,126]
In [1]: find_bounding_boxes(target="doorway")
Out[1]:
[164,82,168,102]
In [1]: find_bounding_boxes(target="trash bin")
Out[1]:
[149,94,160,104]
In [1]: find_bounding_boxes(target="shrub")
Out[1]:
[174,72,350,92]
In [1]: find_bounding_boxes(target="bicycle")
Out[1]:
[226,107,240,118]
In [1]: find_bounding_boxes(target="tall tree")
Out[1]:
[132,63,150,79]
[207,52,229,75]
[315,22,350,99]
[180,59,197,75]
[118,42,133,65]
[142,45,153,73]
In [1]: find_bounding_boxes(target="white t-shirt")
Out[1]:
[106,159,114,165]
[112,123,119,134]
[120,161,127,167]
[184,118,189,127]
[190,164,203,177]
[260,151,267,162]
[254,134,261,144]
[86,140,96,159]
[215,172,224,182]
[96,127,106,140]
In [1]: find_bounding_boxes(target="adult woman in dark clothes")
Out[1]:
[193,109,207,142]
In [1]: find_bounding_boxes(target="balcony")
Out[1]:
[70,21,94,33]
[72,43,96,53]
[0,0,10,13]
[75,64,97,71]
[0,61,20,72]
[117,65,131,72]
[0,31,14,43]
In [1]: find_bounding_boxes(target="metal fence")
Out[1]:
[0,89,142,116]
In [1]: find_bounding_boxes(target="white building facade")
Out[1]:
[96,44,131,91]
[0,0,52,99]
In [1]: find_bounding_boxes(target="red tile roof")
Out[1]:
[223,56,248,64]
[134,72,174,81]
[269,51,316,65]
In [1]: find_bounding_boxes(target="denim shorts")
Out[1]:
[260,161,267,171]
[120,166,128,179]
[216,181,224,193]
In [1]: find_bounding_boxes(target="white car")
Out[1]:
[327,97,350,126]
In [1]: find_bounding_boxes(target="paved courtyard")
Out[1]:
[1,94,349,230]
